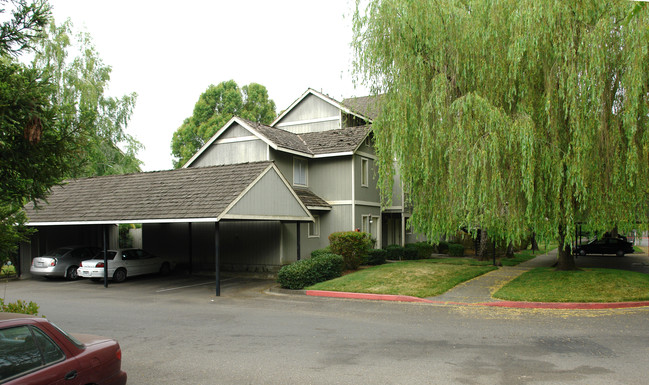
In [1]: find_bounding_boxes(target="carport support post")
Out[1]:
[215,221,220,297]
[103,225,108,288]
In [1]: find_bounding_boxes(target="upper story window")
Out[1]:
[361,157,369,187]
[293,157,308,186]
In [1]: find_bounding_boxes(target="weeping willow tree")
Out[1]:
[352,0,649,269]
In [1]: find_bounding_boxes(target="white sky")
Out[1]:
[48,0,368,171]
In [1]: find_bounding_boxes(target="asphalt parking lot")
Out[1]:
[3,254,649,384]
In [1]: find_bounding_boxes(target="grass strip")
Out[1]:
[493,267,649,302]
[307,260,497,298]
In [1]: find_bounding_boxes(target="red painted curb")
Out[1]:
[304,290,649,309]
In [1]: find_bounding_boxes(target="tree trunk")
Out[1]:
[531,232,539,251]
[477,230,490,261]
[505,241,514,258]
[555,224,577,270]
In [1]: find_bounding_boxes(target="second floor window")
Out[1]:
[293,157,307,186]
[361,157,369,187]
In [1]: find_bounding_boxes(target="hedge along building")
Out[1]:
[20,88,424,282]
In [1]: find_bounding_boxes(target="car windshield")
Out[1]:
[44,247,73,257]
[91,251,117,260]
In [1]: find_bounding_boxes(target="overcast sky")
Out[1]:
[48,0,368,171]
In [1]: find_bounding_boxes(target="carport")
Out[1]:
[21,161,314,295]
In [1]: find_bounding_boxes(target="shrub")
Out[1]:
[448,243,465,257]
[384,244,404,260]
[0,299,39,315]
[328,231,372,270]
[311,246,332,258]
[365,249,387,265]
[436,241,450,254]
[402,244,419,260]
[408,242,435,259]
[0,264,16,277]
[277,253,345,290]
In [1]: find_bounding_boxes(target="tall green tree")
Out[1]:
[0,0,62,260]
[171,80,276,168]
[31,19,141,177]
[352,0,649,269]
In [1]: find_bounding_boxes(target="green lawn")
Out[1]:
[493,267,649,302]
[307,259,497,298]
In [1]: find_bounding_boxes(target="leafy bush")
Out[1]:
[402,244,420,260]
[365,249,387,265]
[436,241,450,254]
[0,299,39,315]
[448,243,465,257]
[328,231,372,270]
[384,244,404,260]
[0,264,16,277]
[311,246,332,258]
[277,253,345,290]
[408,242,435,258]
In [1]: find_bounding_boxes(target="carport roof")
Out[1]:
[24,161,314,225]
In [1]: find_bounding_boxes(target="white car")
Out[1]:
[78,248,173,283]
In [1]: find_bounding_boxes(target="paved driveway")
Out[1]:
[4,272,649,384]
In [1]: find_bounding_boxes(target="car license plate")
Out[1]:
[36,262,44,267]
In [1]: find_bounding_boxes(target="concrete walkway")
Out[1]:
[426,249,558,304]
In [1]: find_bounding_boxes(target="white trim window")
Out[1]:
[308,215,320,238]
[361,157,369,187]
[362,215,371,234]
[293,157,308,186]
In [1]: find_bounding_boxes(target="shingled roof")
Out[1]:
[342,94,384,121]
[240,118,370,157]
[24,162,314,225]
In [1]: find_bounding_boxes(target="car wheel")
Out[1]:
[160,262,171,275]
[616,250,625,257]
[66,266,79,280]
[113,268,127,283]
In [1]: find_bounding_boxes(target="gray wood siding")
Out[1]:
[227,169,309,218]
[280,205,353,262]
[221,123,253,139]
[191,139,267,167]
[275,94,341,134]
[308,156,352,202]
[270,150,353,202]
[268,150,294,185]
[354,154,381,203]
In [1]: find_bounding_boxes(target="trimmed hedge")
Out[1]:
[311,246,332,258]
[408,242,435,259]
[384,244,403,260]
[436,241,450,254]
[329,231,372,270]
[448,243,465,257]
[277,253,345,290]
[365,249,387,265]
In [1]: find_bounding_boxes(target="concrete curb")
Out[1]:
[301,289,649,310]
